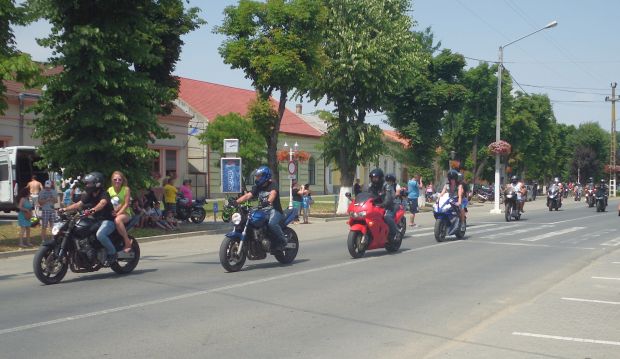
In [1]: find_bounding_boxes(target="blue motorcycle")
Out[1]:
[219,202,299,272]
[433,193,466,242]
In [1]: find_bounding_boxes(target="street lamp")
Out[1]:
[491,20,557,214]
[283,141,299,208]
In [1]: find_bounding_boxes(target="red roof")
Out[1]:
[178,77,321,138]
[383,129,410,147]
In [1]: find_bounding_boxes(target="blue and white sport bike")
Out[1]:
[433,193,466,242]
[219,202,299,272]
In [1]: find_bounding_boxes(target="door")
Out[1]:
[0,151,13,203]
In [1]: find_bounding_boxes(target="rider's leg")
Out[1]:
[384,209,397,240]
[267,209,287,249]
[96,220,117,262]
[114,213,132,252]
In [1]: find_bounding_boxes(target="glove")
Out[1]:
[228,197,237,206]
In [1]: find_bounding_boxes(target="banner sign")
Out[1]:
[221,157,242,193]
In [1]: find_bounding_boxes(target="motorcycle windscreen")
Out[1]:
[353,192,375,205]
[434,193,451,212]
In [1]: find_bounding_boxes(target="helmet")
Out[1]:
[511,175,518,184]
[588,177,594,183]
[600,179,606,184]
[254,166,272,187]
[447,169,459,181]
[554,177,560,184]
[385,173,396,183]
[369,168,384,188]
[83,172,105,195]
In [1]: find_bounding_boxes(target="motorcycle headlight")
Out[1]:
[231,212,242,226]
[51,222,64,236]
[350,211,366,219]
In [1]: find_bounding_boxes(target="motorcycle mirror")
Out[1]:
[345,192,352,199]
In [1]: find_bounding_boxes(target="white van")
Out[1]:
[0,146,48,213]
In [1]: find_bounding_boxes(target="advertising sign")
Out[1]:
[221,157,242,193]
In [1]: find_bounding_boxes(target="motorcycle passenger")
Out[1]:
[510,175,527,213]
[368,169,398,242]
[235,166,287,251]
[439,170,465,230]
[60,172,117,265]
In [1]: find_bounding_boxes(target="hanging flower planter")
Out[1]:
[488,140,512,155]
[276,150,311,163]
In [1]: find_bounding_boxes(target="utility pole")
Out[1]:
[606,82,618,197]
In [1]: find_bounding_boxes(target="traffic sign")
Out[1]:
[288,160,296,175]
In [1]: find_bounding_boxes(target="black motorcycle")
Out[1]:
[219,201,299,272]
[176,194,207,223]
[595,188,607,212]
[33,210,141,285]
[547,185,561,211]
[504,188,521,221]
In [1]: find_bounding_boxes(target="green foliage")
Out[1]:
[246,96,278,144]
[310,0,422,185]
[407,166,433,185]
[197,112,266,179]
[570,122,609,180]
[216,0,326,183]
[30,0,203,188]
[0,0,40,114]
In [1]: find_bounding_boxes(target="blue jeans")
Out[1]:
[268,209,286,245]
[384,209,398,240]
[96,220,116,255]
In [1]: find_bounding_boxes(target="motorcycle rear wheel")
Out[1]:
[347,230,366,258]
[434,220,448,242]
[190,208,206,223]
[275,228,299,264]
[33,245,68,285]
[111,237,140,274]
[219,237,247,272]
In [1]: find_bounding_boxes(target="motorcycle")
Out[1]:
[595,188,607,212]
[504,187,521,221]
[474,186,494,203]
[585,186,595,207]
[433,193,466,242]
[574,187,581,201]
[33,210,141,285]
[175,194,207,223]
[219,202,299,272]
[346,192,406,258]
[547,185,561,211]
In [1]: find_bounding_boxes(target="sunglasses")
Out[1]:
[113,178,123,182]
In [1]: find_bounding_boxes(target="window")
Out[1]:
[308,157,316,185]
[165,149,177,177]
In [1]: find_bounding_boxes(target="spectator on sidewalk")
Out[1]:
[292,180,303,223]
[163,177,177,217]
[38,180,57,242]
[27,175,42,216]
[301,184,313,224]
[17,187,33,248]
[407,173,424,228]
[353,178,361,197]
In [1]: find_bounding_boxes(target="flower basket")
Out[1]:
[276,150,311,163]
[488,140,511,155]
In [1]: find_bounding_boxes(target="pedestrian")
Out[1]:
[353,178,361,197]
[26,175,43,217]
[301,184,313,224]
[17,187,33,248]
[38,180,58,242]
[163,177,177,217]
[292,180,302,223]
[108,171,133,253]
[407,173,424,227]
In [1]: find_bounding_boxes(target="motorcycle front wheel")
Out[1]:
[111,237,140,274]
[386,217,405,252]
[33,245,68,285]
[190,207,206,223]
[455,218,466,239]
[347,230,367,258]
[219,237,247,272]
[434,219,448,242]
[275,228,299,264]
[505,203,512,222]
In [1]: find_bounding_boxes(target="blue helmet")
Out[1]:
[254,166,272,187]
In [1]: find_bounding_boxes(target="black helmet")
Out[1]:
[511,175,518,184]
[588,177,593,183]
[385,173,396,183]
[83,171,105,195]
[369,168,384,188]
[447,169,459,181]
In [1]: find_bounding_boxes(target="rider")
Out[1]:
[60,172,117,265]
[368,169,398,242]
[510,175,527,213]
[439,170,465,230]
[598,179,608,206]
[235,166,287,251]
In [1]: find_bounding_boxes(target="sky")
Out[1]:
[13,0,620,132]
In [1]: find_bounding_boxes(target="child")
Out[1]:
[165,210,179,230]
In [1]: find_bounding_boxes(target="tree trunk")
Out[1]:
[268,89,288,186]
[335,112,356,214]
[472,135,478,186]
[475,157,488,182]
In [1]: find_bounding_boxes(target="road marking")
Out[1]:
[521,227,585,242]
[601,238,620,247]
[592,276,620,281]
[479,225,554,239]
[613,262,620,264]
[466,240,595,250]
[543,213,611,225]
[467,224,519,235]
[409,224,499,238]
[562,297,620,305]
[0,241,459,336]
[512,332,620,346]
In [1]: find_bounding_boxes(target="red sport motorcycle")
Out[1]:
[346,192,406,258]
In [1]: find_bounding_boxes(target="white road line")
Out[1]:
[512,332,620,346]
[521,227,585,242]
[562,297,620,305]
[467,224,519,235]
[613,262,620,264]
[601,238,620,247]
[0,241,459,336]
[409,224,498,237]
[466,240,595,250]
[592,276,620,281]
[479,225,554,239]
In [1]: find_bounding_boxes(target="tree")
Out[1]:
[571,122,609,180]
[30,0,203,187]
[215,0,326,184]
[198,112,266,182]
[386,28,468,169]
[309,0,422,212]
[0,0,40,114]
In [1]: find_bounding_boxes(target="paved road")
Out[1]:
[0,197,619,358]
